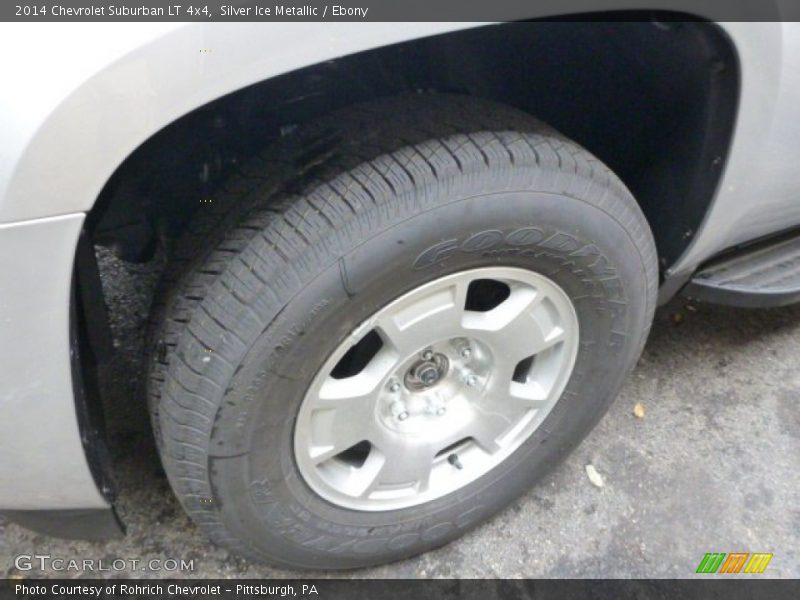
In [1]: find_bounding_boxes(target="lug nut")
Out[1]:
[388,381,401,393]
[466,374,478,387]
[421,349,434,360]
[426,399,446,416]
[460,346,472,359]
[391,401,409,421]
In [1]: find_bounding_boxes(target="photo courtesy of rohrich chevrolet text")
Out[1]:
[0,0,798,596]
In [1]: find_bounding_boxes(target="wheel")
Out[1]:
[148,94,658,569]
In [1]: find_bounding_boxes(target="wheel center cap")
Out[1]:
[405,354,449,390]
[417,364,440,385]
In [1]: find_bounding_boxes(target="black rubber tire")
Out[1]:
[147,94,658,569]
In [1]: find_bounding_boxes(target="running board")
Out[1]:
[683,233,800,308]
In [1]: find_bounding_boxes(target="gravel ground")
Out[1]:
[2,248,798,579]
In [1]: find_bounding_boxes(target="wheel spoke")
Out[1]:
[469,416,505,453]
[318,344,398,403]
[349,451,388,498]
[308,358,396,463]
[465,286,565,368]
[472,361,553,452]
[371,437,437,493]
[376,279,469,355]
[469,404,532,454]
[308,402,374,465]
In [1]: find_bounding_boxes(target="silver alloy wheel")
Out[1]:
[294,267,579,511]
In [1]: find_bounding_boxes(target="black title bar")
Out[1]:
[1,0,795,22]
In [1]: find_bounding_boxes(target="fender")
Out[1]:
[0,18,790,283]
[0,22,472,224]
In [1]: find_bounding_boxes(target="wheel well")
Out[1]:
[88,14,738,275]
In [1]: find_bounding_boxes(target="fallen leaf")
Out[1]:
[585,464,605,488]
[633,402,645,418]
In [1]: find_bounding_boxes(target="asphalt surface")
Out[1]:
[2,248,798,579]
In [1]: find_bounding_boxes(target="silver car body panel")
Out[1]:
[0,19,799,509]
[0,214,107,509]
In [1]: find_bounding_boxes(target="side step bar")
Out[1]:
[683,233,800,308]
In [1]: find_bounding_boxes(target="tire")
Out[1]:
[148,94,658,569]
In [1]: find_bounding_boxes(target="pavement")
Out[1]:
[1,248,798,579]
